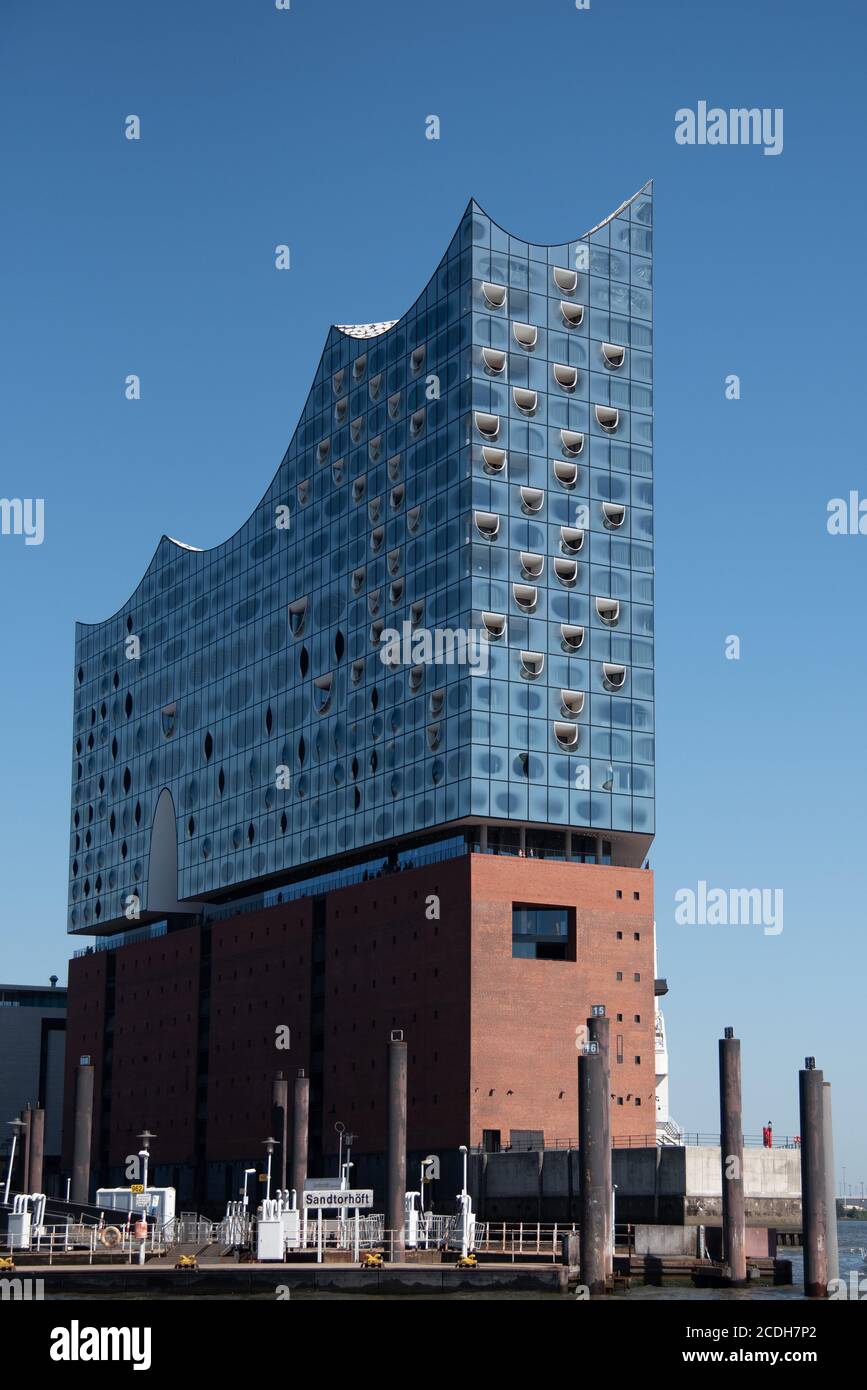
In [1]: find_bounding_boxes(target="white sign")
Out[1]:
[303,1189,373,1210]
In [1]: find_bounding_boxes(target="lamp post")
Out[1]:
[136,1130,156,1199]
[262,1138,277,1202]
[3,1119,26,1206]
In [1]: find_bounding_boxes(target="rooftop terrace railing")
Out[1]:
[474,1133,802,1152]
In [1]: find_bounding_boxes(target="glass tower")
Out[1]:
[68,187,654,935]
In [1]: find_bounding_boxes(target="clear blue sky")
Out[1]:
[1,0,865,1193]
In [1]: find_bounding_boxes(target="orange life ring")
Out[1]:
[100,1225,122,1248]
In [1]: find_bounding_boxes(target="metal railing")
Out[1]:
[3,1220,167,1264]
[475,1132,801,1152]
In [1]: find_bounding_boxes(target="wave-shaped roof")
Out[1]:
[78,184,651,630]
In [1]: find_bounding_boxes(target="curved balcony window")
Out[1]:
[368,435,383,463]
[596,596,620,625]
[387,548,401,575]
[351,659,364,685]
[602,662,627,691]
[369,372,383,402]
[520,650,545,678]
[351,567,365,595]
[368,496,382,523]
[513,583,538,612]
[350,417,364,444]
[332,458,345,486]
[389,579,403,606]
[334,399,348,425]
[482,446,507,475]
[369,618,385,645]
[475,411,500,440]
[313,674,333,715]
[482,347,506,375]
[429,688,445,716]
[560,623,585,652]
[297,479,310,505]
[554,557,578,587]
[513,322,538,350]
[332,369,345,396]
[410,409,425,437]
[553,265,578,294]
[482,611,507,640]
[426,722,442,751]
[519,551,544,578]
[513,387,537,415]
[410,601,424,628]
[560,689,585,717]
[553,459,578,488]
[560,429,585,457]
[602,501,626,528]
[352,353,367,382]
[560,301,585,327]
[482,281,507,309]
[387,453,402,481]
[560,525,584,554]
[388,392,402,419]
[474,510,500,540]
[553,721,579,750]
[352,476,366,504]
[408,664,425,691]
[390,484,405,512]
[370,526,384,554]
[367,588,382,616]
[407,505,422,534]
[602,342,626,369]
[595,404,620,432]
[520,486,544,514]
[288,597,308,636]
[411,345,426,373]
[317,439,330,465]
[553,363,578,392]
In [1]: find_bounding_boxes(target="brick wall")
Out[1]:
[469,856,656,1145]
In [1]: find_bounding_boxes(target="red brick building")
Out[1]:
[63,845,657,1209]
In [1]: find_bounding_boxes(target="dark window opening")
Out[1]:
[512,903,576,961]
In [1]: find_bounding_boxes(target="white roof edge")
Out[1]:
[335,320,399,340]
[166,536,204,552]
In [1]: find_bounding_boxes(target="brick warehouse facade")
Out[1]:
[63,853,655,1209]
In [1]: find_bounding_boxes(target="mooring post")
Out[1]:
[272,1071,289,1192]
[799,1057,828,1298]
[718,1027,747,1282]
[28,1106,45,1195]
[587,1007,612,1276]
[822,1082,839,1284]
[71,1061,94,1205]
[291,1069,309,1202]
[578,1037,610,1294]
[387,1030,407,1262]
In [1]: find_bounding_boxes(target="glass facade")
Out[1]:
[68,188,654,933]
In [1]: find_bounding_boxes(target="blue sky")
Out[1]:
[1,0,865,1192]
